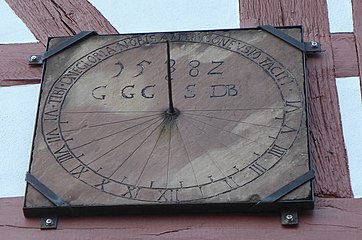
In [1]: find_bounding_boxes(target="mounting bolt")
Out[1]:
[41,216,58,229]
[285,214,294,221]
[28,54,43,65]
[45,218,53,226]
[30,55,38,61]
[311,41,319,48]
[281,211,298,226]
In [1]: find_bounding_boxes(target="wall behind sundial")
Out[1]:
[0,0,36,43]
[88,0,240,33]
[0,0,361,198]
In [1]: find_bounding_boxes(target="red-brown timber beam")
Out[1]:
[1,197,362,239]
[239,0,353,197]
[5,0,118,45]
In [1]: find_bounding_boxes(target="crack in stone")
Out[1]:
[0,224,39,230]
[144,227,192,236]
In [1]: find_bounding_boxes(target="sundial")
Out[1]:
[24,27,315,217]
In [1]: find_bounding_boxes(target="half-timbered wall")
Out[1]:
[0,0,361,239]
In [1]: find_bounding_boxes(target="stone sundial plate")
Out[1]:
[24,27,313,217]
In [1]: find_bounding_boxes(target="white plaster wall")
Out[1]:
[336,77,362,198]
[89,0,240,33]
[327,0,354,32]
[0,0,36,43]
[0,84,40,197]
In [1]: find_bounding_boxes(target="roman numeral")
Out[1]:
[43,109,58,121]
[285,100,302,113]
[45,127,61,143]
[222,177,239,189]
[281,124,296,134]
[53,144,73,163]
[199,186,205,198]
[94,178,111,191]
[157,189,180,203]
[121,186,140,199]
[268,145,287,158]
[249,162,267,176]
[69,164,89,178]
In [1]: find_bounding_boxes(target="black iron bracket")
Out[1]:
[260,170,315,203]
[253,170,314,226]
[25,172,69,207]
[29,31,97,66]
[40,216,59,230]
[258,25,322,53]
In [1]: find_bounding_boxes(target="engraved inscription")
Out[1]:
[121,186,141,199]
[268,145,287,158]
[157,189,180,203]
[210,84,238,98]
[207,61,224,75]
[285,100,302,113]
[69,164,89,178]
[94,179,111,191]
[45,128,61,144]
[249,162,267,176]
[53,144,73,163]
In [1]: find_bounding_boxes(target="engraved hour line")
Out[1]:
[182,112,281,129]
[181,107,284,112]
[175,119,201,189]
[61,112,161,133]
[182,115,262,165]
[181,114,284,180]
[61,110,164,114]
[81,117,164,166]
[182,115,261,178]
[107,118,166,178]
[185,114,271,147]
[69,115,161,150]
[178,116,228,178]
[166,121,172,188]
[135,121,168,186]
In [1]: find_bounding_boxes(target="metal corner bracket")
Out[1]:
[258,25,322,53]
[25,172,69,207]
[28,31,97,66]
[260,170,315,203]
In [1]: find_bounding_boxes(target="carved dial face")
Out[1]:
[28,29,310,208]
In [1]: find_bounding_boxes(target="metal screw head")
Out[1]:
[311,41,319,48]
[41,217,58,230]
[28,55,43,65]
[30,55,38,61]
[281,211,298,226]
[45,218,53,226]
